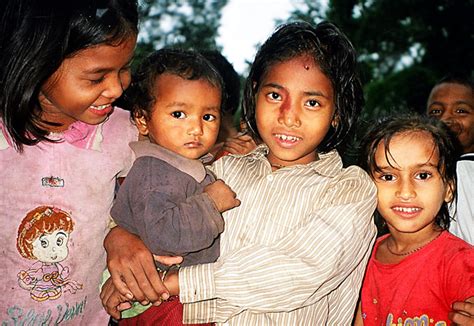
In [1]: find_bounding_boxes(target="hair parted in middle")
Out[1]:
[242,21,364,154]
[123,48,225,120]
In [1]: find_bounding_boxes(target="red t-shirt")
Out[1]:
[361,231,474,326]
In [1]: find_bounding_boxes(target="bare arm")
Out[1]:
[353,301,364,326]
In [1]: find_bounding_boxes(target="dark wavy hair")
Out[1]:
[123,48,224,121]
[242,21,364,154]
[0,0,138,151]
[200,50,241,116]
[359,114,462,230]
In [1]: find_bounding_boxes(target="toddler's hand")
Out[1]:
[204,179,240,212]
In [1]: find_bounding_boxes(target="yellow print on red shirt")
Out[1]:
[386,313,447,326]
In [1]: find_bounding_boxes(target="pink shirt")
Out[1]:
[0,108,137,325]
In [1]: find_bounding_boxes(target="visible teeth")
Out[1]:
[275,134,301,142]
[393,207,420,213]
[90,104,109,110]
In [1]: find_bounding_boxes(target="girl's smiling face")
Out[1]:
[32,230,70,263]
[427,82,474,153]
[38,35,137,132]
[255,55,336,167]
[372,131,453,236]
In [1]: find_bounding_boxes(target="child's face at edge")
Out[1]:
[38,35,137,131]
[372,131,452,237]
[135,73,221,160]
[255,55,335,167]
[427,82,474,153]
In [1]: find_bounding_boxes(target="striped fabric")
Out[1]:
[179,145,377,325]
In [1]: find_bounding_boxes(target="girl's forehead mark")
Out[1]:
[301,56,315,70]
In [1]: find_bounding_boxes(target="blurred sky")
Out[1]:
[217,0,295,74]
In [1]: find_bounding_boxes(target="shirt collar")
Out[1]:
[248,144,342,177]
[130,140,207,182]
[0,120,104,151]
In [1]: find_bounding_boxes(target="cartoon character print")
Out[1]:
[16,206,83,302]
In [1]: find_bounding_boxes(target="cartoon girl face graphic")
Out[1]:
[32,230,70,264]
[16,206,82,302]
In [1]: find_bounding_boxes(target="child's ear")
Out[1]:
[444,180,455,203]
[331,114,340,128]
[133,111,149,136]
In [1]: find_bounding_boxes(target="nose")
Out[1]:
[187,118,203,136]
[277,100,301,128]
[439,109,454,121]
[395,179,416,200]
[103,70,131,100]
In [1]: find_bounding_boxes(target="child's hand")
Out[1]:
[204,179,240,212]
[104,226,169,305]
[222,134,257,156]
[153,254,183,267]
[449,296,474,325]
[100,277,133,320]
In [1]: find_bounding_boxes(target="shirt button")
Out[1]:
[266,175,273,181]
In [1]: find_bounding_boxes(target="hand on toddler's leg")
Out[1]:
[105,226,169,305]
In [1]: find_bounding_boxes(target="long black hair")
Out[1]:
[242,21,363,154]
[0,0,138,151]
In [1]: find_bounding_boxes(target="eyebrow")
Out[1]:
[429,100,473,107]
[376,162,438,171]
[84,58,133,75]
[165,102,221,112]
[262,82,330,99]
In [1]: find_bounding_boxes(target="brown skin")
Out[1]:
[449,297,474,325]
[427,82,474,154]
[39,36,136,132]
[100,244,181,320]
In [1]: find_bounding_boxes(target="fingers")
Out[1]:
[153,255,184,266]
[222,135,256,155]
[138,255,170,302]
[108,256,144,302]
[449,311,474,326]
[100,278,132,320]
[105,227,169,304]
[450,298,474,325]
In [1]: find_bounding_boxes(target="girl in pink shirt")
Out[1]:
[0,1,138,324]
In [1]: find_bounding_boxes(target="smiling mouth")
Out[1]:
[89,104,111,111]
[392,206,422,214]
[274,133,302,142]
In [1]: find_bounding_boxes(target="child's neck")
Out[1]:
[376,227,442,264]
[266,151,319,170]
[37,109,76,133]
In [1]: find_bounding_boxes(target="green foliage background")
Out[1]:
[136,0,474,163]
